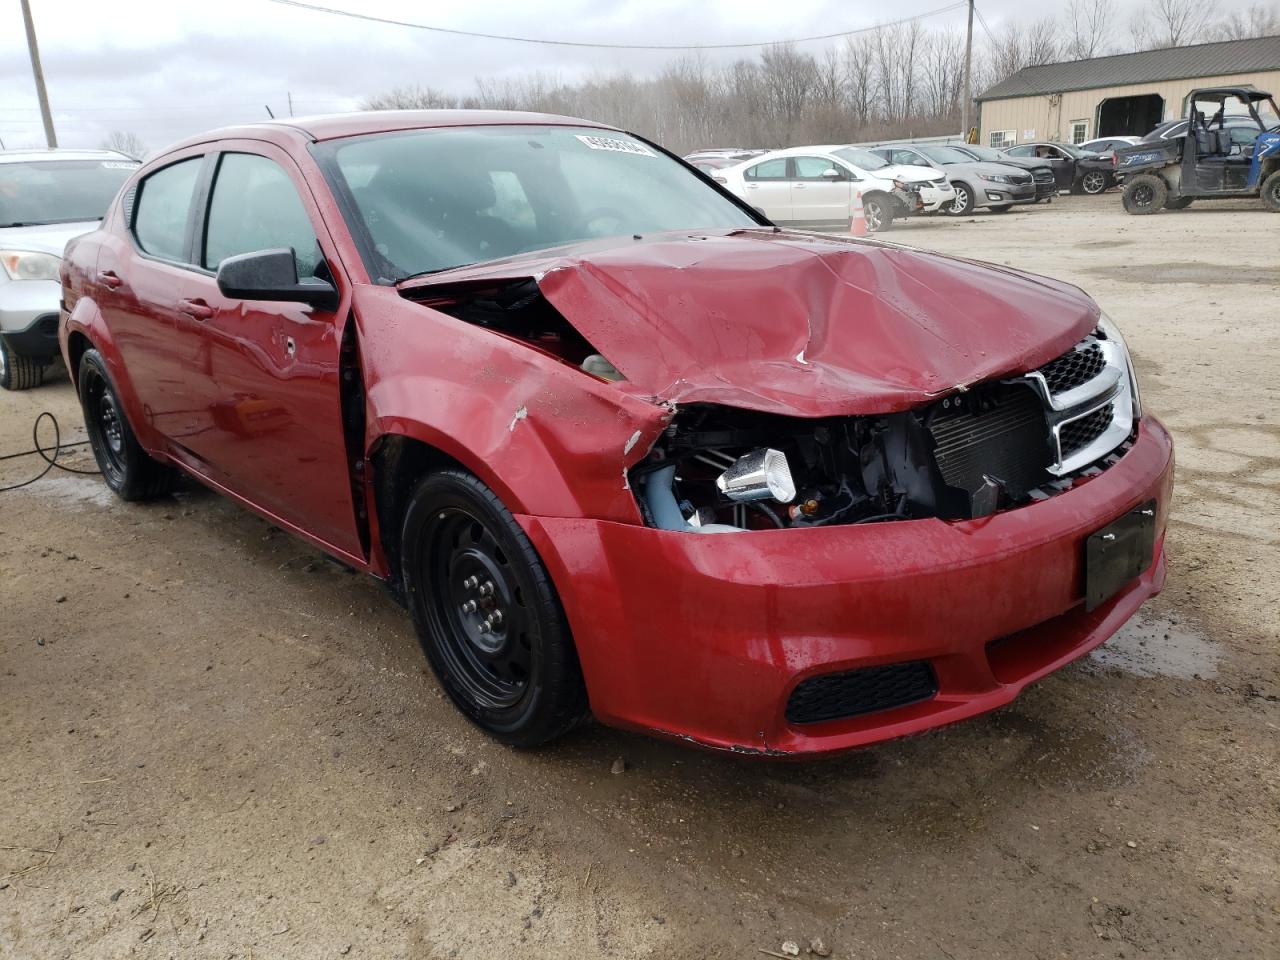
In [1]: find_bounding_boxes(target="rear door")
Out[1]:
[789,155,852,226]
[95,152,211,442]
[178,145,361,557]
[740,157,792,222]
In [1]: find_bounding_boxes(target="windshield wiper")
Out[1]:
[0,216,102,228]
[395,262,477,284]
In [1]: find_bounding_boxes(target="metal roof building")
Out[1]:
[975,35,1280,148]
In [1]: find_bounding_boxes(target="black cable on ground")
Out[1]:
[0,412,101,494]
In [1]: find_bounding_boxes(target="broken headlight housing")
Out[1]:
[716,448,795,503]
[1097,312,1142,418]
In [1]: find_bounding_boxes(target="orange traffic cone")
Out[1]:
[849,190,868,237]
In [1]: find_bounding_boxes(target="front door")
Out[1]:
[789,155,853,226]
[180,146,361,557]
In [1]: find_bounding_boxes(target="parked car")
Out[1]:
[1080,136,1141,153]
[1003,142,1117,194]
[949,144,1058,201]
[718,146,949,231]
[870,143,1035,215]
[61,111,1171,756]
[687,155,753,176]
[0,149,138,389]
[1118,87,1280,214]
[1140,115,1266,142]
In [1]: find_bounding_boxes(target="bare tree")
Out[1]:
[1212,2,1280,39]
[362,85,459,110]
[99,130,146,160]
[1063,0,1115,59]
[1130,0,1213,49]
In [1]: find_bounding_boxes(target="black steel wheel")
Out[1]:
[401,469,587,746]
[1262,171,1280,213]
[1122,174,1167,215]
[77,348,174,500]
[1081,171,1110,194]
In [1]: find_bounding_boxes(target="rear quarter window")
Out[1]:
[133,158,203,262]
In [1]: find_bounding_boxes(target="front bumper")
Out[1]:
[520,416,1174,757]
[918,183,954,212]
[984,181,1037,206]
[0,278,62,361]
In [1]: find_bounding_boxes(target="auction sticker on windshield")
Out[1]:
[575,134,655,157]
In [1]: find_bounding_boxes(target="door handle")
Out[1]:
[97,270,123,289]
[178,298,214,320]
[793,184,806,190]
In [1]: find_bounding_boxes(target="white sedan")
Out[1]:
[714,145,952,232]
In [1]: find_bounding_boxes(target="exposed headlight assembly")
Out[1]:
[716,448,795,504]
[1098,312,1142,418]
[0,250,61,281]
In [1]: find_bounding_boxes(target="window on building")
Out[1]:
[1070,120,1089,145]
[989,130,1016,149]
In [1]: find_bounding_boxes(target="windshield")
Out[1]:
[0,158,137,228]
[919,145,974,165]
[832,147,890,171]
[317,125,758,281]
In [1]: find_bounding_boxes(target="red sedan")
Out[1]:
[60,111,1172,756]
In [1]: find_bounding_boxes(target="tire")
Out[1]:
[0,338,45,391]
[1263,171,1280,213]
[946,182,974,216]
[1122,174,1167,215]
[863,194,893,232]
[1164,197,1194,210]
[400,468,588,747]
[1081,170,1110,195]
[77,349,175,501]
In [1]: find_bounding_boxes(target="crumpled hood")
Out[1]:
[0,221,98,258]
[401,229,1098,417]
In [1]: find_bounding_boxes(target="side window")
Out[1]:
[792,156,842,180]
[203,153,319,277]
[744,158,787,181]
[133,158,203,262]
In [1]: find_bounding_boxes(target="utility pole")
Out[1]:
[20,0,57,148]
[961,0,974,143]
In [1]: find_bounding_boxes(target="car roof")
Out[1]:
[0,147,135,165]
[156,110,618,156]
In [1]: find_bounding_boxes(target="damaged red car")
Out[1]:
[60,112,1172,756]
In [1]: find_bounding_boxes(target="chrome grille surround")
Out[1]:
[1013,330,1135,477]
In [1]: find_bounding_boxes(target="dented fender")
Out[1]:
[353,284,669,524]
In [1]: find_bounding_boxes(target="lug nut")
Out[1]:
[478,581,495,598]
[490,610,504,626]
[480,617,493,632]
[461,599,477,613]
[463,575,479,590]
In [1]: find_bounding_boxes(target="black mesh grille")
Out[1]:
[1059,404,1114,458]
[928,387,1052,497]
[786,661,938,725]
[1037,339,1105,395]
[1033,169,1054,182]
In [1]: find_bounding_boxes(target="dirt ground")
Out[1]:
[2,193,1278,960]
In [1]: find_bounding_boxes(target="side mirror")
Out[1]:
[216,248,338,311]
[821,168,843,179]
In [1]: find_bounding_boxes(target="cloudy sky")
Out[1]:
[0,0,1264,152]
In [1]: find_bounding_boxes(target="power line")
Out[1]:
[264,0,967,51]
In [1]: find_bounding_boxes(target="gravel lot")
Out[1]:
[2,193,1277,959]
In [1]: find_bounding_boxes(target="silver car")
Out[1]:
[871,143,1037,215]
[0,149,138,390]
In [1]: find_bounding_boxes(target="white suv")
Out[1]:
[715,145,951,233]
[1,149,138,389]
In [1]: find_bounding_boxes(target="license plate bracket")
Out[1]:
[1085,500,1157,611]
